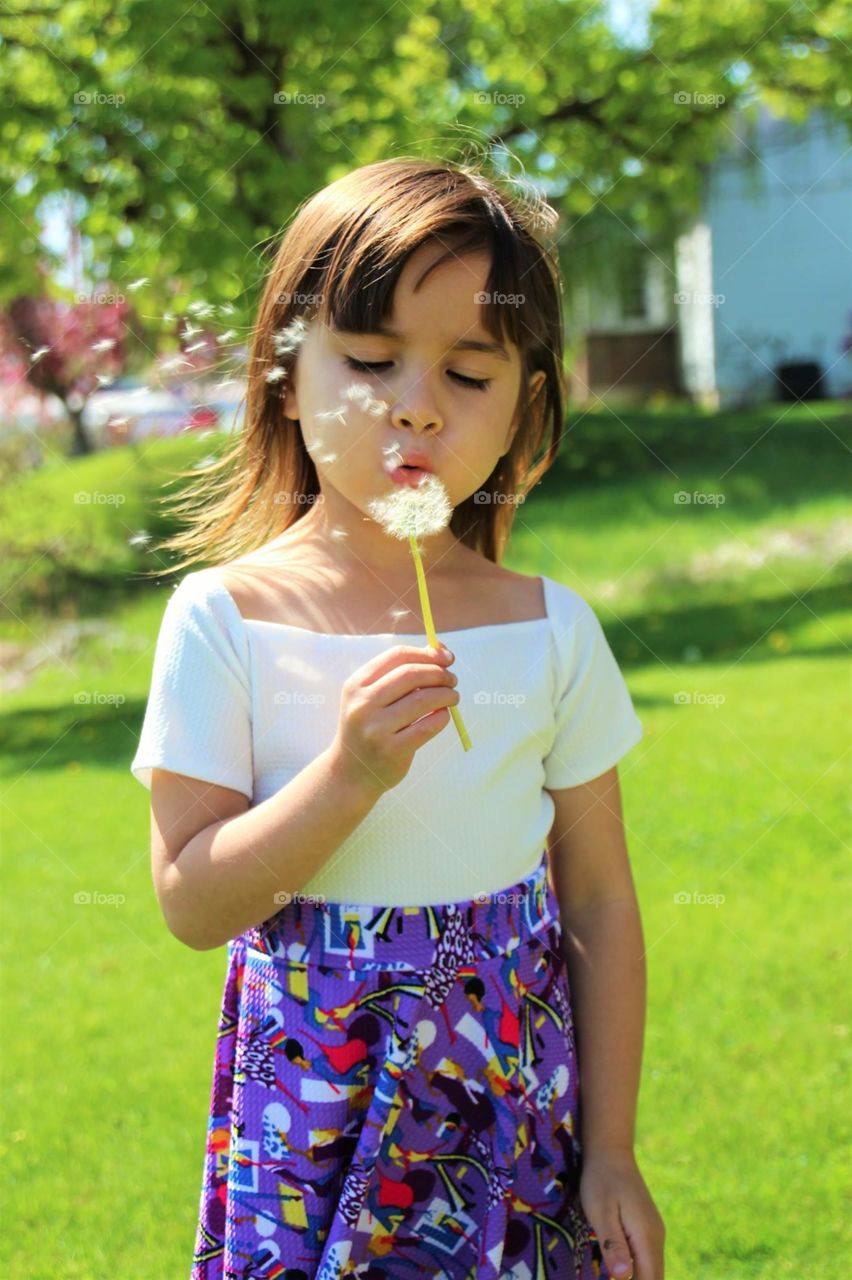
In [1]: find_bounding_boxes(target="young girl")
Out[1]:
[131,156,665,1280]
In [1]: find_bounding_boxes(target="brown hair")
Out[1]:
[146,155,567,576]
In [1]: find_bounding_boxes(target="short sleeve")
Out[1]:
[543,587,643,789]
[129,572,253,797]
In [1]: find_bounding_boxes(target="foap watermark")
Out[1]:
[474,290,525,307]
[75,292,126,305]
[273,491,323,505]
[473,890,527,904]
[674,490,726,506]
[275,291,324,307]
[472,690,527,707]
[74,90,126,106]
[473,490,526,505]
[274,690,327,706]
[674,290,725,308]
[673,691,726,707]
[73,690,126,706]
[673,91,725,108]
[74,490,126,506]
[273,91,326,107]
[73,890,126,906]
[673,890,726,907]
[273,890,327,905]
[473,91,526,107]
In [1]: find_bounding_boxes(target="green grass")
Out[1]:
[1,401,850,1277]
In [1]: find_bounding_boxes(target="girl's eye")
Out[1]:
[343,356,490,392]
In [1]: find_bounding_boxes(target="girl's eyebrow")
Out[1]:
[336,324,511,362]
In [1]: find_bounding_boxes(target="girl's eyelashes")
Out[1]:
[343,356,491,392]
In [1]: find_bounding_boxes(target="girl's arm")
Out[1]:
[547,764,666,1279]
[152,742,383,951]
[547,764,645,1154]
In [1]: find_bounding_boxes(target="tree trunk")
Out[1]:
[67,403,93,456]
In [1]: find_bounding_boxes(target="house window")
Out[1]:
[618,247,647,320]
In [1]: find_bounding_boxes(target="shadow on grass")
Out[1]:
[2,579,849,778]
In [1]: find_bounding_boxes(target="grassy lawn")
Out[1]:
[1,401,849,1277]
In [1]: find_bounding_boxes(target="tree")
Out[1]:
[4,294,141,455]
[1,0,848,318]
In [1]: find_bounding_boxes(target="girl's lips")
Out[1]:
[389,465,431,486]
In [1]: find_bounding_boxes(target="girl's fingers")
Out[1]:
[596,1223,634,1279]
[356,643,453,687]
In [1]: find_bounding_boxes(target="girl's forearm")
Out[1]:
[558,893,646,1155]
[162,745,383,951]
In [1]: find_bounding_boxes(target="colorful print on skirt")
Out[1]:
[190,848,610,1279]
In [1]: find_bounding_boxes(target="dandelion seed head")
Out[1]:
[366,473,452,545]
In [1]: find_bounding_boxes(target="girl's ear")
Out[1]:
[283,370,299,420]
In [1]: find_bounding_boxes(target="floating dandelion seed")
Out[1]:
[95,373,115,387]
[182,322,202,340]
[273,316,309,356]
[343,381,387,417]
[184,340,208,354]
[216,329,237,344]
[91,338,116,353]
[366,473,471,751]
[30,346,49,363]
[265,366,286,384]
[127,278,148,292]
[160,356,192,373]
[316,405,349,425]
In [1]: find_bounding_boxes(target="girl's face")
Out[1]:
[282,241,545,540]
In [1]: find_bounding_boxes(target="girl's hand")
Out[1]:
[330,642,459,795]
[579,1148,665,1280]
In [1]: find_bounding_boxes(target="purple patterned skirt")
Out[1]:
[190,848,609,1279]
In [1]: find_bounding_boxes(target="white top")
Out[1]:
[130,569,644,907]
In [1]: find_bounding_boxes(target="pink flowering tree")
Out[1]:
[3,294,139,456]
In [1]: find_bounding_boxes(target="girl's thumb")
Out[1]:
[598,1227,634,1279]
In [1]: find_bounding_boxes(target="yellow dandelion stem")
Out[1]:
[409,533,472,752]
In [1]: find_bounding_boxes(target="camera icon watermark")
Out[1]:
[273,890,327,905]
[673,890,726,906]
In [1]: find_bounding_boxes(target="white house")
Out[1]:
[568,102,852,408]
